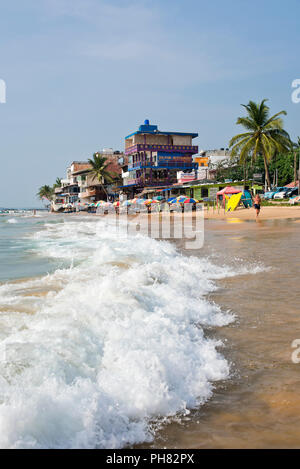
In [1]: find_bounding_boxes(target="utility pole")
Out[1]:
[294,150,297,188]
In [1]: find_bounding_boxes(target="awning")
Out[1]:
[216,186,242,196]
[285,181,299,188]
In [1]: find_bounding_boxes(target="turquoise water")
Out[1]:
[0,212,65,281]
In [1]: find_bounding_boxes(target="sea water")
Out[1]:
[0,212,241,449]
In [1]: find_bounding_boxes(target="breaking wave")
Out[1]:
[0,216,241,448]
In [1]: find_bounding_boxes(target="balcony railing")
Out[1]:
[128,161,197,171]
[125,144,198,156]
[122,177,177,188]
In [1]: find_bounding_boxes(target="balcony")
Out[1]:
[125,144,198,156]
[122,176,177,188]
[128,161,197,171]
[79,189,97,199]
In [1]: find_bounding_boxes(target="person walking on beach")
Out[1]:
[253,194,261,218]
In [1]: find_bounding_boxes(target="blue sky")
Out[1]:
[0,0,299,207]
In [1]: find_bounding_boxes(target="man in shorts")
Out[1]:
[253,194,261,218]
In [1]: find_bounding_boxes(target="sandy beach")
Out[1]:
[203,205,300,220]
[85,204,300,223]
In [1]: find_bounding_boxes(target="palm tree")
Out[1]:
[291,137,300,187]
[229,99,292,189]
[53,177,62,188]
[37,185,54,204]
[87,153,116,200]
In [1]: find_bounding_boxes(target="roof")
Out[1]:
[141,186,172,193]
[285,181,299,188]
[125,120,198,140]
[217,186,242,196]
[72,168,92,176]
[126,130,198,139]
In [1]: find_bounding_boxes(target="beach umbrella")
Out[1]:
[183,198,198,203]
[137,198,146,204]
[122,200,132,206]
[170,198,185,204]
[167,197,176,203]
[113,201,120,207]
[177,196,188,201]
[143,199,159,205]
[154,196,164,201]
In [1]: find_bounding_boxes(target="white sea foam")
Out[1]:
[0,217,244,448]
[6,218,18,224]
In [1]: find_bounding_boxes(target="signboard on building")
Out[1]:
[209,187,219,199]
[253,173,263,180]
[197,169,209,180]
[177,171,196,184]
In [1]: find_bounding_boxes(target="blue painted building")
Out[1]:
[122,120,198,192]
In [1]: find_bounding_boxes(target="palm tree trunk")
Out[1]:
[263,153,271,190]
[294,150,297,187]
[101,183,109,201]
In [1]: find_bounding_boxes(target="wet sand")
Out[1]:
[143,217,300,449]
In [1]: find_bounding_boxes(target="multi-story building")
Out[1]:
[73,150,125,203]
[62,162,90,204]
[194,154,210,168]
[52,153,124,210]
[122,120,198,195]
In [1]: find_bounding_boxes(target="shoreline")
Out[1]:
[60,205,300,222]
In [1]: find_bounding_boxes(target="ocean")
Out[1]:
[1,211,297,449]
[0,211,239,448]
